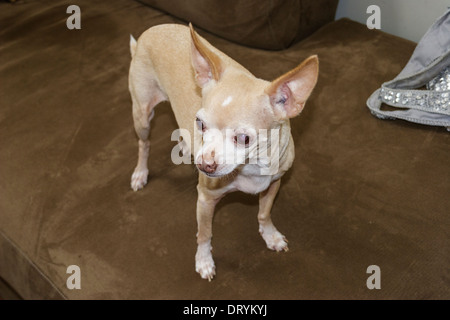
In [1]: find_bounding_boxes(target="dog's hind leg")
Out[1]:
[129,69,167,191]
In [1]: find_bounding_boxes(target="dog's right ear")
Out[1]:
[265,55,318,120]
[189,23,223,88]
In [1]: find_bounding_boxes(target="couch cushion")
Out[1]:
[138,0,338,50]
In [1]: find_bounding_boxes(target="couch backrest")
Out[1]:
[138,0,339,50]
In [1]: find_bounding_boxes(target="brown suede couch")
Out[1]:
[0,0,448,299]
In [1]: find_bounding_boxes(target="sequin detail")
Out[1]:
[379,66,450,115]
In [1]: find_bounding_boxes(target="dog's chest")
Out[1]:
[233,173,274,194]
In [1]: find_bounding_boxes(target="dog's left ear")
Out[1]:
[190,23,223,88]
[266,55,318,119]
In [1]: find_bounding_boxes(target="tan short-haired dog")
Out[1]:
[129,24,318,280]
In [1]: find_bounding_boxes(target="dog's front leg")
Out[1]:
[258,179,289,252]
[195,184,222,281]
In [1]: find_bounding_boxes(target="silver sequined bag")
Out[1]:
[367,9,450,131]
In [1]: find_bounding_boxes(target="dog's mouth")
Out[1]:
[197,166,238,179]
[197,169,226,178]
[202,171,221,178]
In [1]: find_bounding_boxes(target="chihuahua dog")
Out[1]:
[129,23,318,281]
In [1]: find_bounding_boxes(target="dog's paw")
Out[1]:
[259,225,289,252]
[131,168,148,191]
[195,247,216,281]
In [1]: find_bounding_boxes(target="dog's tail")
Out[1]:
[130,34,137,57]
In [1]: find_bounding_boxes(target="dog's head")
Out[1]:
[189,24,318,177]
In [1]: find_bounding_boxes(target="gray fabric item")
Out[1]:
[367,9,450,129]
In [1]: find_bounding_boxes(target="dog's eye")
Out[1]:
[196,117,206,132]
[234,134,250,146]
